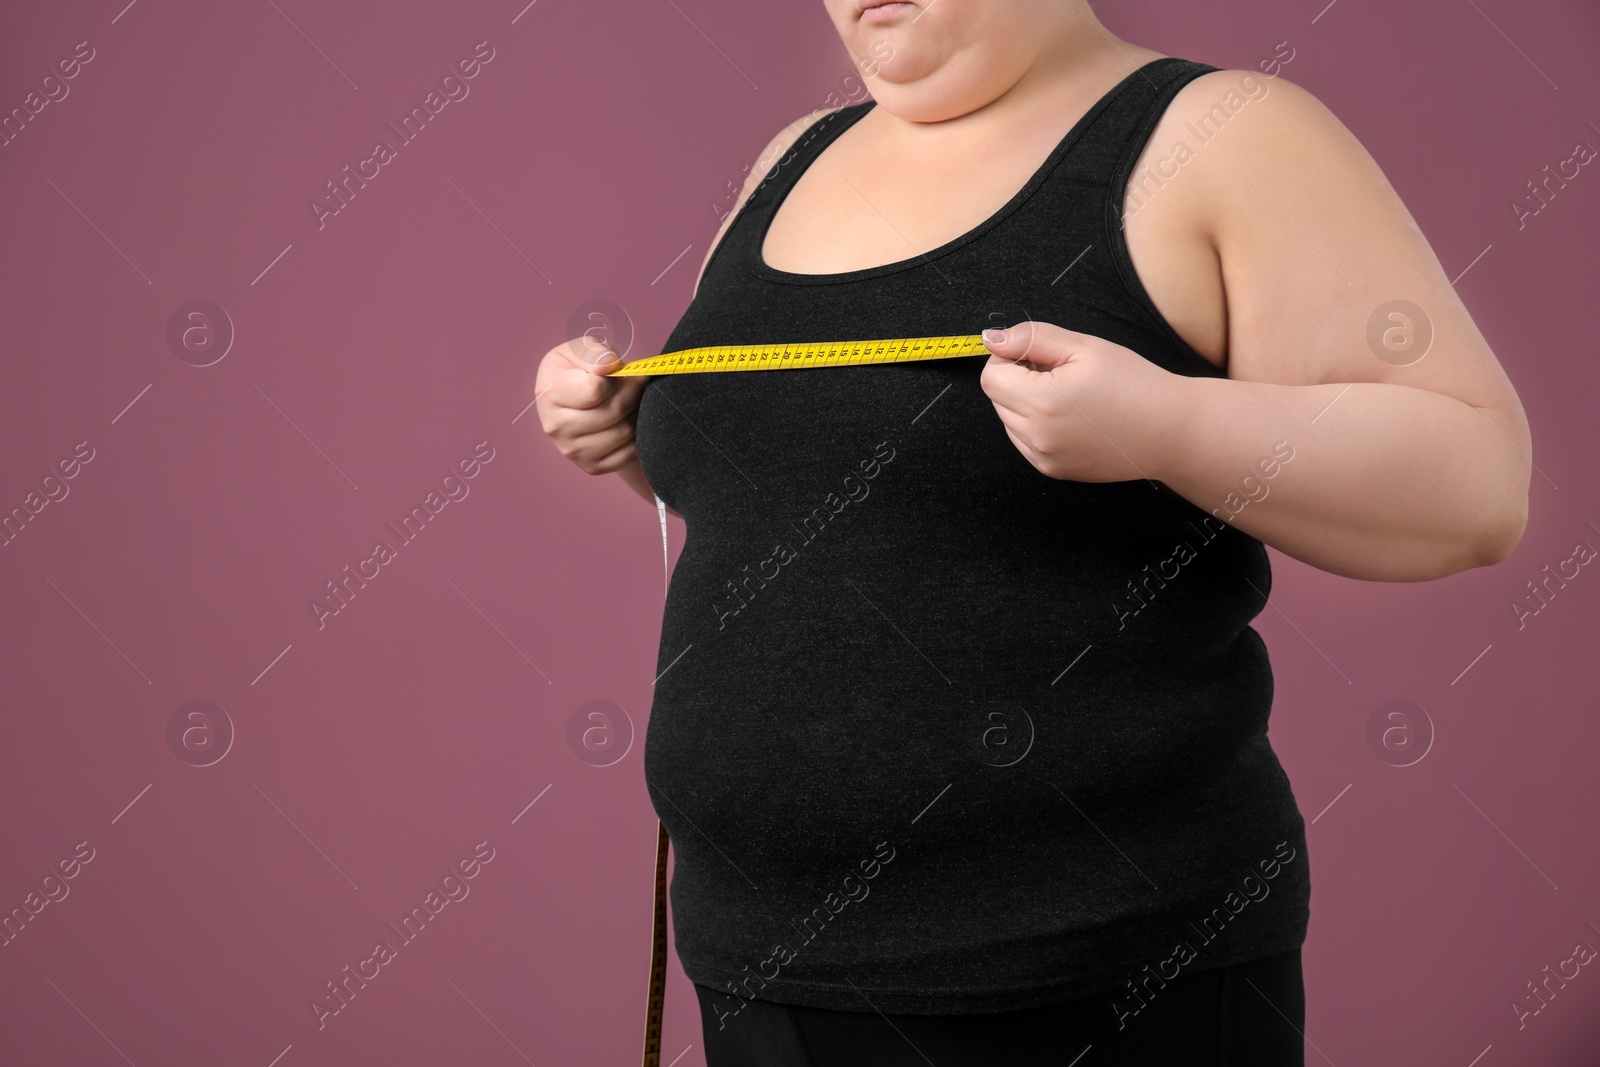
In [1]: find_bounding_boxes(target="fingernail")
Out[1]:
[982,328,1007,344]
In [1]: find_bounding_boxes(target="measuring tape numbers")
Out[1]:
[609,333,991,376]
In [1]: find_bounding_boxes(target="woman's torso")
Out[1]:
[634,56,1310,1016]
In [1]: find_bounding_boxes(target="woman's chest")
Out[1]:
[633,355,1180,558]
[760,109,1229,371]
[634,358,1021,521]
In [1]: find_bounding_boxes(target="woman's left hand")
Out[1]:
[978,320,1187,483]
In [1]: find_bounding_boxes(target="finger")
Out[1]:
[589,376,647,426]
[544,390,635,439]
[1001,423,1046,471]
[548,336,625,391]
[980,321,1042,368]
[544,366,613,412]
[981,320,1086,370]
[589,380,645,425]
[553,358,645,413]
[582,345,625,375]
[988,400,1038,452]
[566,421,636,464]
[581,352,649,412]
[564,333,622,371]
[980,355,1049,416]
[587,438,639,474]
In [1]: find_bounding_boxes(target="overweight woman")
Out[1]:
[537,1,1531,1063]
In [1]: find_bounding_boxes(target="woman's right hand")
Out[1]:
[536,335,648,475]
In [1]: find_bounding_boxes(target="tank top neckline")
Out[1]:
[748,55,1186,287]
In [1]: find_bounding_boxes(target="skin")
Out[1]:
[539,0,1531,582]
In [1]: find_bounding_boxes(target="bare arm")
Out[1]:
[1138,72,1530,581]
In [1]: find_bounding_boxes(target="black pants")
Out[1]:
[694,948,1305,1066]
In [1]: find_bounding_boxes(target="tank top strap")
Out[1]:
[1061,57,1223,225]
[711,103,871,274]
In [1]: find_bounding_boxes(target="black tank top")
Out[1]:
[635,57,1310,1017]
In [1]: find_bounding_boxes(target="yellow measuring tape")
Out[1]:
[609,333,990,376]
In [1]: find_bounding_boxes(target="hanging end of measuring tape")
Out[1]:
[655,495,670,598]
[641,819,670,1067]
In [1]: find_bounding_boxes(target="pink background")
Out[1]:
[2,0,1597,1063]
